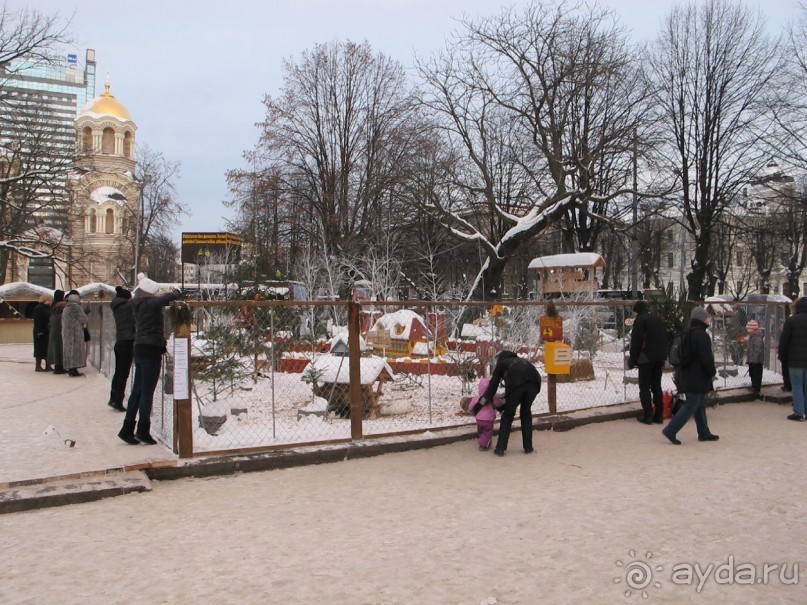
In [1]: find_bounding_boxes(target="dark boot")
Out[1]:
[136,421,157,445]
[53,364,66,375]
[109,391,126,411]
[68,368,82,377]
[118,420,139,445]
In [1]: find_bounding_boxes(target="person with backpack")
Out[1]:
[662,307,720,445]
[627,300,668,424]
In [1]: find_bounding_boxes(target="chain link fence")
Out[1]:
[84,298,789,456]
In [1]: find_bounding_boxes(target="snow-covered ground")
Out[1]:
[1,402,804,604]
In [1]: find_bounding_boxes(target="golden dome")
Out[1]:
[80,82,132,121]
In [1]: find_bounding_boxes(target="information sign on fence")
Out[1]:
[540,315,564,342]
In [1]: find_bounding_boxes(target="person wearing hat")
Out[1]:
[778,296,807,421]
[118,273,183,445]
[47,290,67,374]
[662,307,719,444]
[627,300,668,424]
[745,318,764,399]
[108,286,134,411]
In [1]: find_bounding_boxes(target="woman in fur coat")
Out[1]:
[47,290,66,374]
[61,291,89,377]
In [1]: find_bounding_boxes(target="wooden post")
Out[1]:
[172,325,193,457]
[348,301,363,440]
[548,374,557,415]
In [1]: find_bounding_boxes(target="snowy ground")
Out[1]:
[1,402,805,604]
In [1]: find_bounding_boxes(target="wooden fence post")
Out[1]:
[348,301,363,440]
[548,374,557,415]
[172,324,193,457]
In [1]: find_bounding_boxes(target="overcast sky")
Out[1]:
[6,0,801,241]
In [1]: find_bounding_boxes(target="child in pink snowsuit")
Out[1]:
[468,377,504,450]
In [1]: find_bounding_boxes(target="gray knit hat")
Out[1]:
[691,306,710,324]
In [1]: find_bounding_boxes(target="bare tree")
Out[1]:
[124,145,186,283]
[417,1,649,300]
[0,5,71,70]
[0,103,73,283]
[647,0,781,300]
[256,40,420,260]
[225,155,290,283]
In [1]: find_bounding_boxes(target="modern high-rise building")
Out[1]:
[0,48,97,149]
[0,49,97,286]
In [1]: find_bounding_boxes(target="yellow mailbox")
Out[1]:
[545,341,571,374]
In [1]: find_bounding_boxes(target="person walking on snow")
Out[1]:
[662,307,719,444]
[628,300,669,424]
[479,351,541,456]
[118,274,182,445]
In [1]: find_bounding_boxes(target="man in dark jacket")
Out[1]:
[778,296,807,421]
[118,274,182,445]
[108,286,135,411]
[479,350,541,456]
[662,307,719,444]
[628,300,668,424]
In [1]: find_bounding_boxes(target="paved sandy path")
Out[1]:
[1,401,805,604]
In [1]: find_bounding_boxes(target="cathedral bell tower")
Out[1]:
[70,80,139,286]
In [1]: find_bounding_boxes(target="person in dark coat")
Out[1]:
[662,307,719,444]
[47,290,66,374]
[118,273,182,445]
[108,286,135,411]
[32,295,52,372]
[778,296,807,421]
[628,300,669,424]
[479,350,542,456]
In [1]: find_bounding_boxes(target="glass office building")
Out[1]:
[0,49,97,285]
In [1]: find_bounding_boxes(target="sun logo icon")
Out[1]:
[614,550,663,599]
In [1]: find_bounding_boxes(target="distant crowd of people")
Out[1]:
[31,273,183,446]
[33,289,89,378]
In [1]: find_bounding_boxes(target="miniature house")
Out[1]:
[529,253,606,298]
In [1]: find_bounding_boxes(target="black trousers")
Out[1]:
[638,361,664,420]
[110,340,134,406]
[495,382,540,452]
[748,363,763,393]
